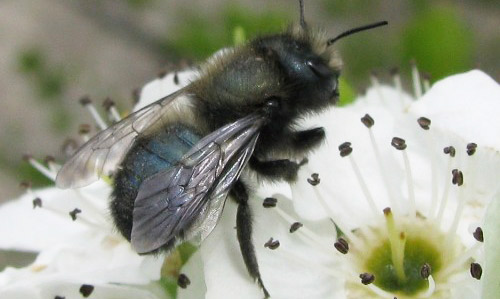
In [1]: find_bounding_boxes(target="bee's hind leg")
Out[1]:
[230,180,270,298]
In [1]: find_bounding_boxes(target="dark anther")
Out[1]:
[289,222,303,233]
[20,180,32,189]
[422,72,432,81]
[470,263,482,280]
[443,146,456,157]
[79,95,92,106]
[391,137,407,150]
[361,114,375,128]
[359,273,375,285]
[44,155,55,164]
[79,124,91,135]
[307,173,320,186]
[467,143,477,156]
[389,67,399,76]
[417,117,431,130]
[132,87,141,104]
[22,154,32,162]
[79,284,94,297]
[383,207,391,215]
[340,146,353,157]
[33,197,42,209]
[338,142,353,157]
[338,142,351,151]
[451,169,464,186]
[69,208,82,221]
[102,97,115,111]
[177,273,191,289]
[420,263,431,279]
[157,69,167,78]
[473,227,484,242]
[334,237,349,254]
[174,72,180,85]
[54,296,65,299]
[263,197,277,208]
[62,138,78,157]
[264,238,280,250]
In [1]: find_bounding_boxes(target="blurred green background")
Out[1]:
[0,0,498,201]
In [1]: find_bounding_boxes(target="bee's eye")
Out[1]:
[306,60,332,78]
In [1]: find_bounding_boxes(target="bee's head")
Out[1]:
[254,26,342,115]
[253,18,388,117]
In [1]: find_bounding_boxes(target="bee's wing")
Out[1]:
[56,89,188,189]
[131,113,266,254]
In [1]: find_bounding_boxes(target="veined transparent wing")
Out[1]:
[56,89,188,189]
[131,113,266,254]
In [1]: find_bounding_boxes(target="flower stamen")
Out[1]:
[23,155,56,181]
[391,137,416,219]
[102,97,122,122]
[362,116,399,214]
[339,142,379,217]
[390,67,406,110]
[384,208,407,282]
[410,60,423,98]
[416,118,440,219]
[422,72,432,92]
[435,147,455,222]
[273,206,332,255]
[79,95,107,130]
[370,73,386,105]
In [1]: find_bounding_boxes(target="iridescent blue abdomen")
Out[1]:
[111,124,200,240]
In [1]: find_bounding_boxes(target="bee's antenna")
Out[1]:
[327,21,388,46]
[299,0,306,29]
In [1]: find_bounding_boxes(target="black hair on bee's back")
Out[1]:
[188,24,342,137]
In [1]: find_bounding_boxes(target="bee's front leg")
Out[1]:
[249,156,301,182]
[290,127,325,153]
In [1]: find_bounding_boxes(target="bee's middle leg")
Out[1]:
[230,180,270,298]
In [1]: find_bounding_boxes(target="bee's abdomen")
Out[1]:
[111,125,200,241]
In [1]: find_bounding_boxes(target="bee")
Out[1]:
[56,1,387,297]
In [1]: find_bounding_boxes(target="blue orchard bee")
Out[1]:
[56,1,387,297]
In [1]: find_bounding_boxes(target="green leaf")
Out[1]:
[18,48,43,74]
[232,26,246,46]
[483,193,500,299]
[322,0,381,17]
[400,5,474,81]
[159,243,198,298]
[337,78,356,106]
[168,4,288,60]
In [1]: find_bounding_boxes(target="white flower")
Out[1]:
[0,70,199,299]
[0,179,167,298]
[178,69,500,298]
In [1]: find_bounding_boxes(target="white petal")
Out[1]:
[177,250,207,299]
[482,192,500,299]
[0,186,102,252]
[0,272,168,299]
[200,200,262,299]
[200,189,344,299]
[409,70,500,149]
[292,104,403,226]
[135,70,198,110]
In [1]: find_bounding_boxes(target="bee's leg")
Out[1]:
[249,156,301,182]
[231,180,270,298]
[290,127,325,153]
